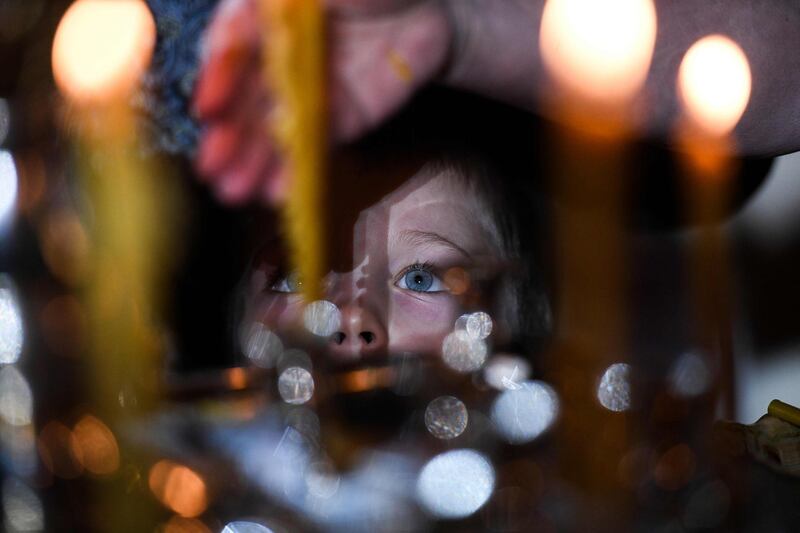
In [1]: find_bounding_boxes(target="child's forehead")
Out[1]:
[378,166,499,251]
[378,165,479,210]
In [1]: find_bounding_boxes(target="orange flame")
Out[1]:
[678,35,752,137]
[51,0,155,104]
[540,0,657,105]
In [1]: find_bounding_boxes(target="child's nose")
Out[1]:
[327,303,387,361]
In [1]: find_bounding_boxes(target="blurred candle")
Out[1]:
[676,35,752,418]
[258,0,326,302]
[51,0,168,529]
[539,0,656,522]
[540,0,657,127]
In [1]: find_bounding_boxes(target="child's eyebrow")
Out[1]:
[397,229,472,259]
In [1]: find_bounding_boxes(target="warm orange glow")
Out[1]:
[71,415,120,475]
[37,421,84,479]
[444,267,470,296]
[162,516,212,533]
[678,35,752,136]
[540,0,657,104]
[52,0,155,103]
[148,460,208,518]
[226,367,248,390]
[39,209,91,286]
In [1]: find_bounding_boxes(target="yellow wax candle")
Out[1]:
[258,0,326,302]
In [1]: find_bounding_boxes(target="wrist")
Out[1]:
[439,0,545,111]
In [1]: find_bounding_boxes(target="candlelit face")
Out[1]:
[244,163,507,365]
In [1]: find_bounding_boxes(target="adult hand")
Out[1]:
[193,0,453,205]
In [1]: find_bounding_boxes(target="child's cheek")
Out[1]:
[388,292,461,355]
[254,295,304,335]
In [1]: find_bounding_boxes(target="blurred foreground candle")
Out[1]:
[52,0,171,528]
[258,0,326,302]
[676,35,752,417]
[539,0,656,524]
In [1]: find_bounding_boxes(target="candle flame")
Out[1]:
[678,35,751,137]
[540,0,657,105]
[52,0,155,104]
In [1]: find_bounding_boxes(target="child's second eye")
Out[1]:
[270,272,302,293]
[397,268,445,293]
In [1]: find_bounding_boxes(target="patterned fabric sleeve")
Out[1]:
[136,0,218,156]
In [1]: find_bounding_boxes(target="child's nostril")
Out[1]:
[360,331,374,344]
[332,332,346,344]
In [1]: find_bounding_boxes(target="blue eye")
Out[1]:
[271,271,302,293]
[397,266,445,293]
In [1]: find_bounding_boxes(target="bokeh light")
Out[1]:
[2,477,44,532]
[540,0,657,104]
[70,414,120,475]
[416,449,495,519]
[51,0,156,103]
[305,459,341,499]
[597,362,632,412]
[278,367,314,405]
[241,323,283,368]
[0,99,10,146]
[1,423,38,477]
[302,300,341,337]
[0,282,23,364]
[424,396,469,440]
[483,355,532,391]
[678,35,752,136]
[222,522,274,533]
[491,380,559,444]
[441,330,488,373]
[668,351,711,398]
[467,312,493,340]
[0,365,33,426]
[148,460,208,518]
[0,151,18,227]
[0,284,23,366]
[37,421,83,479]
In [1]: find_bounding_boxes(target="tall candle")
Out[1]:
[676,34,752,417]
[258,0,326,302]
[539,0,656,524]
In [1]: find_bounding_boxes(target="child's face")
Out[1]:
[247,166,500,364]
